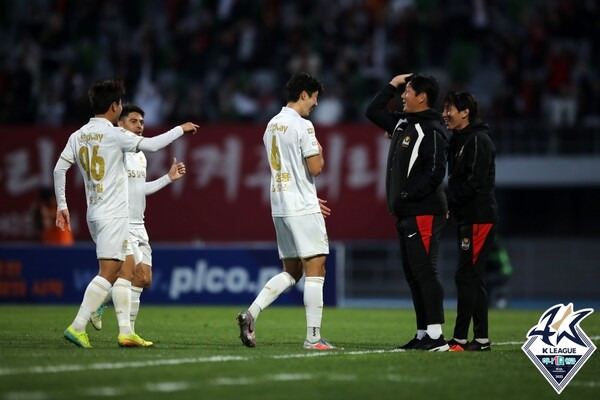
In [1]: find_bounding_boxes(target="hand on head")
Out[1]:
[390,74,413,88]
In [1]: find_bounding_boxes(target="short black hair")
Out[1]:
[285,72,324,102]
[406,74,439,108]
[119,104,145,120]
[443,91,479,121]
[88,78,126,115]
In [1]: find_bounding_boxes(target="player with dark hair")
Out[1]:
[54,78,198,348]
[237,72,336,350]
[442,91,498,352]
[89,104,187,337]
[366,73,449,351]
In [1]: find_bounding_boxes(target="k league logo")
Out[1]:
[522,303,596,394]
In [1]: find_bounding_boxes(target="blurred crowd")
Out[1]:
[1,0,598,153]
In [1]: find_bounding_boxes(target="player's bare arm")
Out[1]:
[306,140,324,176]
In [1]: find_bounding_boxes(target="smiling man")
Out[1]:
[442,91,498,352]
[365,73,449,352]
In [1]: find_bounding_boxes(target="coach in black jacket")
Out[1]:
[442,91,498,352]
[366,73,449,352]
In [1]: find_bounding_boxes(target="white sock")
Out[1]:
[453,338,468,344]
[130,286,143,333]
[304,276,325,343]
[101,288,113,307]
[475,338,490,344]
[416,329,426,340]
[249,272,296,320]
[426,324,443,340]
[112,278,133,336]
[72,276,111,331]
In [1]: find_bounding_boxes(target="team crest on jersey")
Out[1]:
[461,238,470,250]
[522,303,596,394]
[401,135,411,147]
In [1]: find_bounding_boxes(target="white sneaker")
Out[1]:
[90,304,107,331]
[303,338,337,350]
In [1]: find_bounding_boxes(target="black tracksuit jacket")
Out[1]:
[447,119,498,224]
[366,84,448,217]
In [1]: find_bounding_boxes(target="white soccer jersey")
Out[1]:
[125,151,171,224]
[264,107,321,216]
[58,118,143,222]
[126,151,148,224]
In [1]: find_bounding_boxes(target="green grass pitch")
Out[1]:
[0,305,598,400]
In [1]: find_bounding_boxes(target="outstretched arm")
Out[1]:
[137,123,199,153]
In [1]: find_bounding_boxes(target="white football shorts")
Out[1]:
[126,225,152,266]
[273,213,329,259]
[87,217,129,261]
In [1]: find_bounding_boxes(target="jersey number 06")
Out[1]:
[78,145,106,181]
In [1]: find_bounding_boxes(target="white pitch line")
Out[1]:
[570,380,600,388]
[83,386,125,397]
[495,341,525,345]
[0,338,597,378]
[213,377,257,386]
[0,350,392,377]
[0,356,247,377]
[271,373,313,382]
[212,373,438,386]
[3,391,48,400]
[145,382,191,392]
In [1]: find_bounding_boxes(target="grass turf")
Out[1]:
[0,305,598,400]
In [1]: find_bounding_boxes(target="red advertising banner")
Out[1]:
[0,124,397,242]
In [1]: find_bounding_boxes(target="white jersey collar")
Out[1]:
[281,106,301,118]
[89,117,115,127]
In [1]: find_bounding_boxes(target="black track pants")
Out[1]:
[396,215,447,329]
[453,223,496,340]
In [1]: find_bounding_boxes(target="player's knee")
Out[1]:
[287,270,303,282]
[118,271,135,281]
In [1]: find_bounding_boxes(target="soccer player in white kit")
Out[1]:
[53,78,198,348]
[237,72,336,350]
[89,104,187,335]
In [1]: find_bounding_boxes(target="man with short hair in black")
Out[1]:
[366,73,449,351]
[442,91,498,352]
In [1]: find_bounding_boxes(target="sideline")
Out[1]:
[0,343,521,377]
[2,337,598,377]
